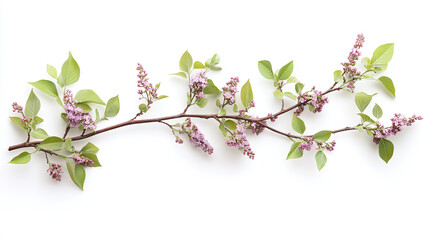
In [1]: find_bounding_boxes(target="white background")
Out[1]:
[1,0,428,239]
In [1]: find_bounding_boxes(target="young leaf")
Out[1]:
[233,104,238,112]
[139,103,148,113]
[278,61,293,80]
[25,89,41,118]
[378,76,396,97]
[38,136,63,151]
[170,72,187,79]
[313,131,332,142]
[284,92,297,100]
[258,60,274,79]
[361,57,371,69]
[240,80,253,108]
[379,138,394,163]
[273,89,283,100]
[203,79,221,95]
[47,64,57,79]
[158,95,168,100]
[67,162,85,190]
[218,124,227,137]
[58,52,80,87]
[34,116,44,125]
[210,66,222,71]
[75,89,105,105]
[333,70,343,83]
[65,138,75,152]
[75,103,92,113]
[224,120,237,130]
[196,98,209,108]
[372,103,383,119]
[354,92,373,112]
[218,108,227,116]
[292,114,306,135]
[29,80,59,98]
[179,50,193,73]
[295,83,304,94]
[286,142,303,160]
[9,151,31,164]
[286,76,299,84]
[81,142,99,154]
[30,128,49,139]
[371,43,394,65]
[105,95,120,117]
[209,53,220,66]
[357,113,376,123]
[315,151,327,171]
[61,113,68,122]
[193,61,205,69]
[9,117,26,130]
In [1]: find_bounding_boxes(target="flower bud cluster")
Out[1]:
[64,90,97,130]
[373,114,423,144]
[222,77,239,105]
[137,63,159,107]
[72,153,94,167]
[294,87,329,116]
[226,121,255,159]
[189,71,208,100]
[342,34,365,92]
[12,102,30,126]
[182,118,213,154]
[299,137,336,151]
[47,163,63,181]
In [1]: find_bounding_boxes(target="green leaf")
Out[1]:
[29,80,59,98]
[284,92,297,100]
[34,116,43,125]
[361,57,371,69]
[30,128,49,139]
[81,142,99,154]
[313,131,332,142]
[357,113,376,123]
[196,98,209,108]
[81,152,101,167]
[209,53,220,66]
[315,151,327,171]
[67,162,85,190]
[371,43,394,65]
[372,103,383,119]
[233,104,238,112]
[38,136,63,151]
[378,76,396,97]
[379,138,394,163]
[170,72,187,79]
[374,63,388,72]
[295,83,304,94]
[47,64,57,79]
[75,103,92,113]
[258,60,274,79]
[105,95,120,117]
[218,124,227,137]
[240,80,253,108]
[224,120,237,130]
[354,92,373,112]
[333,70,343,83]
[286,142,303,160]
[193,61,205,69]
[65,138,75,152]
[218,108,226,116]
[210,66,222,71]
[278,61,293,80]
[179,50,193,73]
[9,151,31,164]
[139,103,148,113]
[58,52,80,87]
[25,89,41,118]
[61,113,68,122]
[9,117,26,130]
[75,89,105,105]
[292,114,306,135]
[286,76,299,84]
[273,89,283,100]
[203,79,221,95]
[158,95,168,100]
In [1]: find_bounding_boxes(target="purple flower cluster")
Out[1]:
[238,108,266,135]
[341,34,365,92]
[137,63,159,108]
[226,121,255,159]
[373,114,423,144]
[12,102,30,126]
[12,102,23,113]
[299,137,314,151]
[222,77,239,105]
[64,90,97,130]
[182,118,213,154]
[189,71,208,100]
[47,163,63,181]
[299,137,336,151]
[294,87,329,116]
[72,153,94,167]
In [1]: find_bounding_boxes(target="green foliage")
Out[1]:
[205,53,220,69]
[278,61,293,80]
[218,108,226,116]
[196,98,209,108]
[371,43,394,65]
[284,92,297,100]
[378,76,395,97]
[286,76,299,84]
[170,72,187,79]
[218,124,227,137]
[9,151,31,164]
[203,79,221,95]
[333,70,343,83]
[30,128,49,139]
[75,89,105,105]
[224,120,237,130]
[357,113,376,123]
[58,52,80,87]
[315,151,327,171]
[286,142,303,160]
[67,162,85,190]
[273,89,283,100]
[75,103,92,113]
[295,83,304,94]
[361,57,371,69]
[25,89,41,118]
[372,104,383,119]
[158,95,168,100]
[313,131,332,142]
[81,152,101,167]
[258,60,274,79]
[292,114,305,135]
[105,95,120,117]
[34,116,44,125]
[179,50,193,73]
[193,61,205,69]
[354,92,374,112]
[65,139,75,152]
[233,104,238,112]
[38,136,63,151]
[379,138,394,163]
[139,103,148,113]
[9,117,26,130]
[81,142,99,154]
[47,64,57,79]
[29,80,59,98]
[240,80,253,108]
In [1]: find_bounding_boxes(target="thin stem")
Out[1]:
[63,126,70,139]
